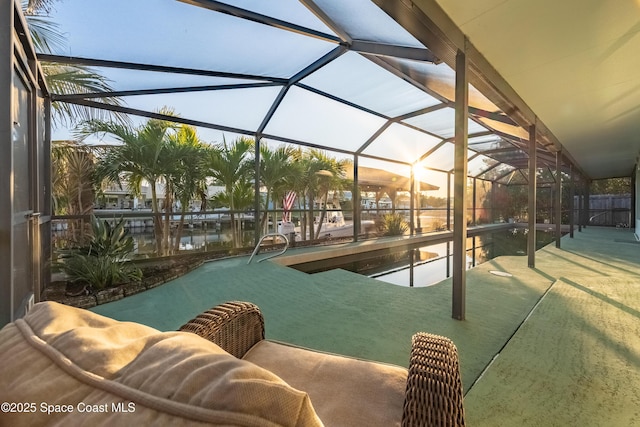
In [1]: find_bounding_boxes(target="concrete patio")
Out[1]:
[92,226,640,426]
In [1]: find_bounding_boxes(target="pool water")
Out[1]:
[311,229,558,287]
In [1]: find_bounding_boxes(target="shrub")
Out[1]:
[55,216,142,291]
[382,213,408,236]
[431,220,446,231]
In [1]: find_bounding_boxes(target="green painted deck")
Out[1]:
[91,227,640,426]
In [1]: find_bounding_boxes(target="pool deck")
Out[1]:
[92,226,640,426]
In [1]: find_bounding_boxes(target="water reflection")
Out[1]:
[325,229,557,287]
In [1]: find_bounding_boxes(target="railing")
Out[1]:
[589,211,608,222]
[51,206,496,258]
[247,233,290,264]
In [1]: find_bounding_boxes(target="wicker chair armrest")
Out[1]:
[402,332,465,427]
[178,301,265,358]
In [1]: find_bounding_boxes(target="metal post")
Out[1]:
[409,249,414,287]
[410,167,415,235]
[254,135,261,246]
[527,123,537,268]
[452,45,468,321]
[578,180,583,232]
[472,236,476,267]
[549,186,554,227]
[446,241,451,278]
[472,177,477,226]
[0,0,13,326]
[353,155,360,242]
[446,172,451,230]
[491,181,496,223]
[569,165,575,237]
[584,179,590,228]
[632,166,637,231]
[555,151,562,248]
[40,95,53,301]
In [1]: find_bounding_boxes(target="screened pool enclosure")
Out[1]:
[3,0,596,322]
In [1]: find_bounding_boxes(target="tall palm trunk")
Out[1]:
[272,199,278,233]
[314,190,330,239]
[173,204,187,253]
[229,190,238,249]
[163,188,173,256]
[260,192,270,234]
[307,190,315,241]
[299,195,307,241]
[150,182,164,255]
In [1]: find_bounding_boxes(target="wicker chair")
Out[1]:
[180,301,465,427]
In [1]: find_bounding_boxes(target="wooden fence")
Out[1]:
[574,194,631,227]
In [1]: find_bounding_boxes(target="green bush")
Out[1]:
[382,213,408,236]
[431,219,446,231]
[55,216,142,291]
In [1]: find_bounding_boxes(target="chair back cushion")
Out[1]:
[0,302,322,427]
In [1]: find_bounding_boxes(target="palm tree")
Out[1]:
[287,148,313,241]
[211,179,255,248]
[51,140,97,245]
[291,149,351,240]
[306,150,351,239]
[77,109,177,255]
[206,136,254,248]
[165,125,209,253]
[258,143,297,234]
[51,141,95,216]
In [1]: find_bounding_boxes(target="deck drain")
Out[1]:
[489,270,513,277]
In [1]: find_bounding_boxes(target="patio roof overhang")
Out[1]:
[378,0,640,181]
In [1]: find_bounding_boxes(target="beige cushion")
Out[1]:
[243,340,408,427]
[0,302,322,427]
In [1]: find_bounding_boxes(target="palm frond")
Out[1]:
[24,0,60,15]
[24,14,65,53]
[44,63,130,127]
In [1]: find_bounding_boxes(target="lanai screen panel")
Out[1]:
[468,154,499,177]
[404,107,487,139]
[119,86,283,133]
[478,163,516,182]
[490,149,529,164]
[420,142,455,172]
[364,123,441,163]
[82,68,264,92]
[300,51,441,117]
[263,86,386,151]
[508,170,530,185]
[358,157,412,183]
[377,57,502,113]
[49,0,336,79]
[215,0,337,35]
[310,0,427,48]
[42,0,560,183]
[468,134,514,152]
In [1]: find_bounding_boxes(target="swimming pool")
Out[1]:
[296,228,558,287]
